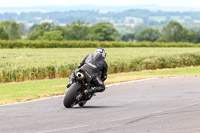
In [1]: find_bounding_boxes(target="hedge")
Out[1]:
[0,40,200,48]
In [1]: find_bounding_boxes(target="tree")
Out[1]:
[27,22,55,40]
[63,20,90,40]
[88,22,119,41]
[28,24,39,32]
[0,21,22,40]
[187,31,200,43]
[159,21,188,42]
[38,30,64,41]
[132,24,148,34]
[135,28,160,42]
[8,22,22,40]
[27,30,44,40]
[0,27,9,40]
[121,33,135,42]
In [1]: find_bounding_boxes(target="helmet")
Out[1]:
[95,48,106,59]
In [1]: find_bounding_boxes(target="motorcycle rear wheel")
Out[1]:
[63,83,81,108]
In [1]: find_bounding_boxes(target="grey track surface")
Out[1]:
[1,76,200,133]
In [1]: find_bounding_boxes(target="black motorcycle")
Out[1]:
[63,69,94,108]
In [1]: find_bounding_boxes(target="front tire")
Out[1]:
[63,83,81,108]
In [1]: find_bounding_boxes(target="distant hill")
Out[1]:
[1,8,200,28]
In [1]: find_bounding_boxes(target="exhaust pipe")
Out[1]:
[76,72,84,79]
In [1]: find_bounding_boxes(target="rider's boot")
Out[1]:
[84,86,105,95]
[84,87,95,95]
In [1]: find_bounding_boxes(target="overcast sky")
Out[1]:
[0,0,200,8]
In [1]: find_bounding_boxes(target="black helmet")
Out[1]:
[95,48,106,59]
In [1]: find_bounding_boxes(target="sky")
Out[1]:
[0,0,200,8]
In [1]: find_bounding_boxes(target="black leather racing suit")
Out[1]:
[69,53,108,93]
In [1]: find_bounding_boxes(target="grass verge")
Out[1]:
[1,66,200,105]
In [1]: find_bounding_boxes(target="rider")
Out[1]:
[67,48,108,94]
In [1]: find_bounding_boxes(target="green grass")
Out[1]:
[1,66,200,105]
[110,66,200,77]
[0,78,67,104]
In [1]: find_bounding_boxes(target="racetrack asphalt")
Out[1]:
[0,76,200,133]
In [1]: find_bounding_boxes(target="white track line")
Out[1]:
[106,77,158,88]
[0,76,186,107]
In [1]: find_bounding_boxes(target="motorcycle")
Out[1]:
[63,69,94,108]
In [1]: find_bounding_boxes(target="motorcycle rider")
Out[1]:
[67,48,108,94]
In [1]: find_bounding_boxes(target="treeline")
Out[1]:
[122,21,200,43]
[0,20,119,41]
[27,21,119,41]
[1,20,200,43]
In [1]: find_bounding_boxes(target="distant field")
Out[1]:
[1,48,200,83]
[1,48,200,67]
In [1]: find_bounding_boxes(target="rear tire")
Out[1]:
[63,83,81,108]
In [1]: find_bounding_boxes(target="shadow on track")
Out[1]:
[73,105,115,109]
